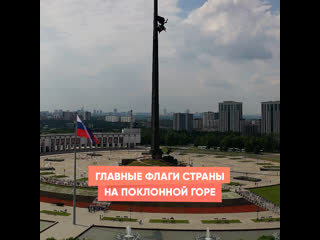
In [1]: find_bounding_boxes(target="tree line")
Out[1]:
[141,129,280,153]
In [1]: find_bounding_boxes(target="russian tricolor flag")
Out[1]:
[76,115,99,145]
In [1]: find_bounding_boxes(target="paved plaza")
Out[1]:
[40,202,280,240]
[40,149,280,239]
[40,149,280,189]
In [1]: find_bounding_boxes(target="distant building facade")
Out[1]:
[79,111,91,121]
[203,112,219,131]
[261,101,280,134]
[62,111,76,121]
[40,128,141,154]
[105,115,120,122]
[240,119,261,136]
[193,118,203,130]
[105,115,135,123]
[120,116,135,123]
[219,101,243,132]
[173,113,193,132]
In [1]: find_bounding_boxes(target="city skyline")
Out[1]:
[40,98,279,116]
[41,0,280,115]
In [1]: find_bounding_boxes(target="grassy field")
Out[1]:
[252,217,280,222]
[248,185,280,206]
[150,219,189,224]
[127,160,171,166]
[77,177,88,181]
[176,147,280,163]
[102,217,137,222]
[201,219,241,224]
[40,172,55,175]
[262,165,280,168]
[44,158,64,162]
[228,182,244,186]
[254,156,280,163]
[40,182,98,197]
[49,175,68,179]
[40,210,71,216]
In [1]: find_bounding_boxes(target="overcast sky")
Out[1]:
[40,0,280,115]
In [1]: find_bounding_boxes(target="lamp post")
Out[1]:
[151,0,167,160]
[129,208,132,221]
[73,115,77,225]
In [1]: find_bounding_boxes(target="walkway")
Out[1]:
[40,202,280,240]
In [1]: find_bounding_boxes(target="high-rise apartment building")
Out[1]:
[240,119,261,136]
[203,112,219,131]
[62,111,76,121]
[173,113,193,132]
[79,111,91,121]
[219,101,243,132]
[261,101,280,134]
[193,118,203,130]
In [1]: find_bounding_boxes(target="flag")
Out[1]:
[76,115,99,145]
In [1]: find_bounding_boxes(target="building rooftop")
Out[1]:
[220,101,242,104]
[261,100,280,104]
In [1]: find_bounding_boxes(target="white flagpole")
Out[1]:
[73,114,77,225]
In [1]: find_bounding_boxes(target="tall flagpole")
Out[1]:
[73,113,77,225]
[151,0,161,160]
[151,0,167,159]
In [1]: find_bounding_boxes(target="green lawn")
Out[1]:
[248,185,280,206]
[44,158,64,162]
[149,219,189,224]
[77,178,88,181]
[252,217,280,222]
[127,160,170,166]
[263,165,280,168]
[202,219,241,224]
[40,172,55,175]
[222,189,231,192]
[255,156,280,163]
[257,235,276,240]
[172,147,280,164]
[40,182,98,191]
[234,176,261,182]
[228,182,244,186]
[40,210,71,216]
[102,217,137,222]
[161,146,169,153]
[50,175,68,179]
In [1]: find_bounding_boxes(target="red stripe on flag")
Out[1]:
[77,129,90,139]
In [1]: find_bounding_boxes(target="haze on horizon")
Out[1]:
[40,0,280,115]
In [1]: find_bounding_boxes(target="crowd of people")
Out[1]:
[235,189,280,215]
[40,176,90,188]
[88,205,106,213]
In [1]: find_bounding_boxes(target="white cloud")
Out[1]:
[40,0,280,114]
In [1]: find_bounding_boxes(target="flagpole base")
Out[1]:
[150,149,163,160]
